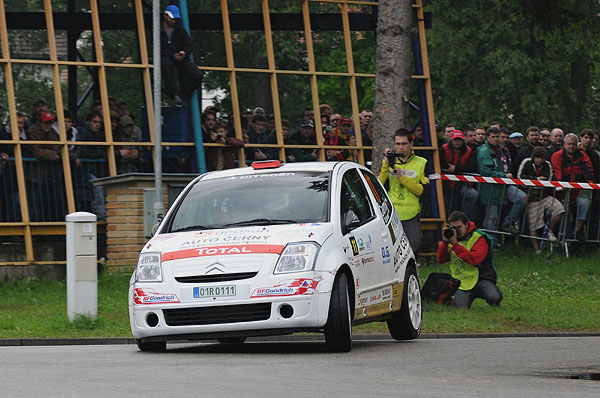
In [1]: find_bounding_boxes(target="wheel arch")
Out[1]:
[335,264,355,320]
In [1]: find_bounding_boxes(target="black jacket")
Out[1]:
[161,24,193,60]
[517,158,553,202]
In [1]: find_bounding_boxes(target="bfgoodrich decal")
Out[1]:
[251,278,321,298]
[134,288,180,305]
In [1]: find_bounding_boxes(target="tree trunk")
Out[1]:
[372,0,415,174]
[252,73,274,116]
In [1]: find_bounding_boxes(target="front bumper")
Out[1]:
[129,271,335,341]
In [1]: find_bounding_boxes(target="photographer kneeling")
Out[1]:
[437,211,503,308]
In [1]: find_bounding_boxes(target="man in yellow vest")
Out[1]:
[437,211,503,308]
[379,128,428,254]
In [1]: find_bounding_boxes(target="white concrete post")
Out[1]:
[66,212,98,321]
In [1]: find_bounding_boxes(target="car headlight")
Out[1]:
[274,242,320,274]
[136,252,163,282]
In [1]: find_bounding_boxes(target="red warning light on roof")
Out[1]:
[251,160,281,170]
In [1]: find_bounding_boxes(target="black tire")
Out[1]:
[136,339,166,352]
[387,266,422,340]
[217,337,247,344]
[324,272,353,352]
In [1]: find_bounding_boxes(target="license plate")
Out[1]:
[193,285,236,298]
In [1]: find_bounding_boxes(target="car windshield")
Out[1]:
[168,171,330,232]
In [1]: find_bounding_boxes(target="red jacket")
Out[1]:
[437,221,488,266]
[551,148,595,203]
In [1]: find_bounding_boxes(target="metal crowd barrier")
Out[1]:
[0,157,108,223]
[439,173,600,257]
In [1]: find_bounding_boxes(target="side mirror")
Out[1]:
[343,210,361,234]
[151,222,161,237]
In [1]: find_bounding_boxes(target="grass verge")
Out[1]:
[1,247,599,338]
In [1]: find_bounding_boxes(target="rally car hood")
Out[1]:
[142,223,333,257]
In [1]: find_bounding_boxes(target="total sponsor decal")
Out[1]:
[381,245,391,265]
[251,277,321,298]
[356,286,393,308]
[162,244,285,261]
[134,288,180,305]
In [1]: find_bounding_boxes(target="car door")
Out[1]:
[338,167,388,303]
[359,168,401,283]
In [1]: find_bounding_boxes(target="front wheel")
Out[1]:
[136,339,167,352]
[324,272,353,352]
[387,266,422,340]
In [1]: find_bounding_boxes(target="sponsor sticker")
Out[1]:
[380,200,391,224]
[381,245,391,265]
[134,288,180,305]
[365,234,373,249]
[228,173,295,180]
[178,233,272,249]
[356,286,393,308]
[361,256,375,266]
[349,237,359,256]
[391,211,400,231]
[162,244,285,261]
[400,234,409,250]
[251,278,321,298]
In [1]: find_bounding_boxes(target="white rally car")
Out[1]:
[129,160,422,352]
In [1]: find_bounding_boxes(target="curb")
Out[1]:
[1,332,599,347]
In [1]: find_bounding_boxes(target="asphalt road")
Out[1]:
[1,336,599,397]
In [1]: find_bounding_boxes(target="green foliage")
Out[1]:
[426,0,600,132]
[0,272,132,338]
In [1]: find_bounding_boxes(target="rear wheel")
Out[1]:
[217,337,247,344]
[136,339,167,352]
[324,272,352,352]
[387,266,422,340]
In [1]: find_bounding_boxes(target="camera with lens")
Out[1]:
[216,133,223,140]
[443,224,459,239]
[385,151,402,161]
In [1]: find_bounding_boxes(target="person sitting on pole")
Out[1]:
[161,5,202,107]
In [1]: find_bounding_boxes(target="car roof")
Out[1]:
[199,161,352,181]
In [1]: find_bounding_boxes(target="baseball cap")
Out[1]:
[509,132,524,139]
[40,112,55,123]
[119,115,134,127]
[340,118,352,126]
[451,130,465,140]
[300,119,314,128]
[165,5,180,19]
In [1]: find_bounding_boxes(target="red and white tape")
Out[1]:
[428,173,600,190]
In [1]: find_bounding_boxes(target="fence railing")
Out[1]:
[440,173,599,257]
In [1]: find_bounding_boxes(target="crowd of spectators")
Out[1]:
[439,122,599,252]
[0,97,144,222]
[200,104,374,171]
[0,97,374,223]
[2,92,600,256]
